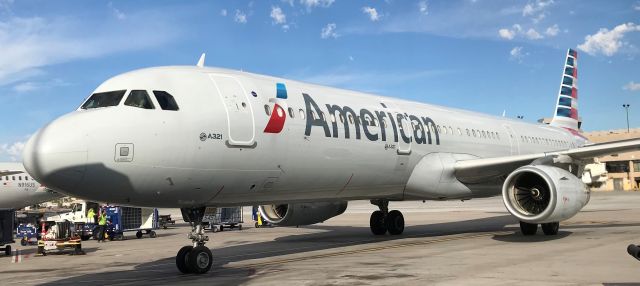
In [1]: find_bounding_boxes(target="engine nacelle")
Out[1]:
[258,201,348,226]
[502,165,590,224]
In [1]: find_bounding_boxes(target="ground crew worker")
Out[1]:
[87,208,96,224]
[97,210,107,242]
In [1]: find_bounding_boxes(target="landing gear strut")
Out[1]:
[177,207,213,274]
[369,200,404,235]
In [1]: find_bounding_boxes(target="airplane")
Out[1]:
[0,162,61,210]
[22,49,640,274]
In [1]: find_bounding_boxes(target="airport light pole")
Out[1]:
[623,104,630,133]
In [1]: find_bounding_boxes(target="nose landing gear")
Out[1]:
[176,207,213,274]
[369,200,405,235]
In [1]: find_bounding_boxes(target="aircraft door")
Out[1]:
[396,113,412,155]
[382,100,412,155]
[209,74,256,146]
[502,125,519,155]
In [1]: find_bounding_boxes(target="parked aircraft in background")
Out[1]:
[23,49,640,274]
[0,162,61,209]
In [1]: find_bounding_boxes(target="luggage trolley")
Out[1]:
[203,207,244,232]
[105,206,159,240]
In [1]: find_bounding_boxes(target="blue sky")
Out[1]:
[0,0,639,161]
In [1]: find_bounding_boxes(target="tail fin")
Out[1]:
[549,48,580,131]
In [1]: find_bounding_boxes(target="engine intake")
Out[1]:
[502,165,589,224]
[259,201,347,226]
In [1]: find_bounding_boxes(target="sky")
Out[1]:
[0,0,639,161]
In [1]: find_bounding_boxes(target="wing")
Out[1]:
[454,138,640,183]
[0,170,23,177]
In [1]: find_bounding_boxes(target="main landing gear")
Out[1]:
[369,199,405,235]
[519,221,560,236]
[176,207,213,274]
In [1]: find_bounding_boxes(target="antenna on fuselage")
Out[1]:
[197,53,206,68]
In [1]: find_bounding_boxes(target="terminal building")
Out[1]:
[583,128,640,191]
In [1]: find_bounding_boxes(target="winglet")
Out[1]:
[197,53,206,68]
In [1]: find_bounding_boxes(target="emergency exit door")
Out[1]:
[209,74,255,146]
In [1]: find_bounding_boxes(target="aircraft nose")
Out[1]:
[23,116,88,193]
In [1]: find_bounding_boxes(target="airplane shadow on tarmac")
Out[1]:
[41,215,640,286]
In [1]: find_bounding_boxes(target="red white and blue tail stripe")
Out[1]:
[550,49,582,136]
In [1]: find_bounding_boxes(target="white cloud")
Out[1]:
[108,2,126,20]
[321,23,338,39]
[525,28,543,39]
[634,2,640,11]
[362,6,381,21]
[499,28,515,40]
[0,140,25,162]
[624,81,640,91]
[578,22,640,56]
[234,9,247,23]
[282,0,294,7]
[220,9,227,17]
[12,78,69,93]
[12,81,37,92]
[522,0,554,16]
[545,24,559,36]
[499,24,543,40]
[509,46,528,62]
[498,24,523,40]
[300,0,334,11]
[270,6,286,24]
[0,15,179,88]
[418,1,428,15]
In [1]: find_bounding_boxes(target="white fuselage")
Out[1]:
[0,163,60,209]
[23,66,587,208]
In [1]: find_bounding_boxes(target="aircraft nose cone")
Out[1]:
[23,116,88,193]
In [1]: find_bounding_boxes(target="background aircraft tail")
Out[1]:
[549,48,580,132]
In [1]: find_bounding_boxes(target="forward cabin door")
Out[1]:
[503,124,519,155]
[382,100,412,155]
[209,74,256,147]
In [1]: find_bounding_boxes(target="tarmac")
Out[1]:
[1,192,640,285]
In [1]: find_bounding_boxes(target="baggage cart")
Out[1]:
[0,210,15,255]
[202,207,243,232]
[105,206,159,240]
[158,214,175,229]
[37,220,84,255]
[16,224,38,246]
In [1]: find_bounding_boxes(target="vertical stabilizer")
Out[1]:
[549,48,580,131]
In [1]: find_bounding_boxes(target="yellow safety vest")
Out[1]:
[98,214,107,225]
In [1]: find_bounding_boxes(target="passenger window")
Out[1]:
[472,130,476,137]
[348,114,354,124]
[288,107,295,118]
[152,91,180,111]
[264,105,271,116]
[81,90,127,109]
[124,90,155,109]
[466,129,470,136]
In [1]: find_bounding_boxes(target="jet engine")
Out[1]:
[502,165,590,224]
[258,201,348,226]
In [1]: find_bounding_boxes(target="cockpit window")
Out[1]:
[124,90,155,109]
[81,90,126,109]
[152,90,179,111]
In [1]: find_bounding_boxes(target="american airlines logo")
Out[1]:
[303,94,440,145]
[263,83,441,146]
